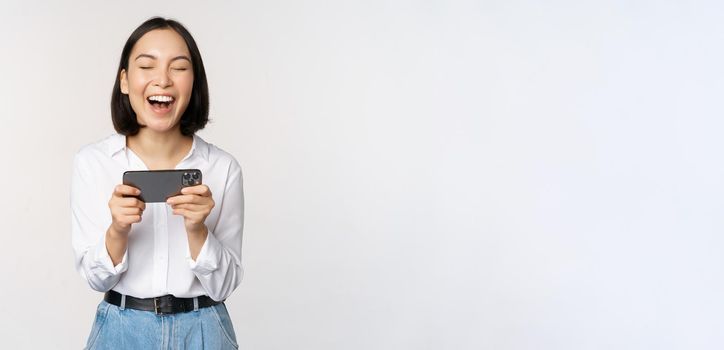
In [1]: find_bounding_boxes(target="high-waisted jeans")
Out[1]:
[84,300,238,349]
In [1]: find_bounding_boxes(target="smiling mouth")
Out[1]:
[146,95,175,114]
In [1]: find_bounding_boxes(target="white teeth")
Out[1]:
[148,95,174,102]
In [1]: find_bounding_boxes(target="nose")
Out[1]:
[153,70,172,88]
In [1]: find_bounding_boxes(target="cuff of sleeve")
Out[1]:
[187,231,221,275]
[94,233,128,275]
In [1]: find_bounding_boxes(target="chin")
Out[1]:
[149,125,179,133]
[138,121,180,134]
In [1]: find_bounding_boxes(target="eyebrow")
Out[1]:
[134,53,192,63]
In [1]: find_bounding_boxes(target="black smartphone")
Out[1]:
[122,169,203,203]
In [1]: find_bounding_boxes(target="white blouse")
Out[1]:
[71,133,244,301]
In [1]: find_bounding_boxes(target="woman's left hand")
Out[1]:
[167,185,215,235]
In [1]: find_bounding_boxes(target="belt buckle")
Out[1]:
[154,297,170,315]
[154,295,176,315]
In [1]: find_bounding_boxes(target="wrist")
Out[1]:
[108,224,129,240]
[186,224,208,237]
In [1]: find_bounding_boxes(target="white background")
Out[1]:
[1,0,723,349]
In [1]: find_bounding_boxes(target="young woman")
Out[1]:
[71,17,243,349]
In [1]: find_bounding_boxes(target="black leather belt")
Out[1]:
[104,290,222,315]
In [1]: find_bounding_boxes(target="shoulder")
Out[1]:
[196,136,243,187]
[73,133,122,166]
[196,135,241,171]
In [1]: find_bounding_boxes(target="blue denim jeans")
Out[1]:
[84,300,238,349]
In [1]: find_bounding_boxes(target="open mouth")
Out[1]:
[146,95,175,114]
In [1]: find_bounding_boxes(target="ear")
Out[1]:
[120,69,129,94]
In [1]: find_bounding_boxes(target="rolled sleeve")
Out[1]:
[186,230,222,275]
[93,232,129,276]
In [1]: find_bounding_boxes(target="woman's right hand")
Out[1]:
[108,184,146,236]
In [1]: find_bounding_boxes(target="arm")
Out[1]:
[186,160,244,301]
[71,152,144,291]
[70,153,128,292]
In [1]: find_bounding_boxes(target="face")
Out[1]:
[120,29,194,134]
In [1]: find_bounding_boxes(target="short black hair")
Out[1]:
[111,17,209,136]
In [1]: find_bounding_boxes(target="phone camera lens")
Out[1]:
[192,173,199,179]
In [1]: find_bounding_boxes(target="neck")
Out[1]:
[126,127,193,168]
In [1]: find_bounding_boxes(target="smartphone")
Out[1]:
[122,169,203,203]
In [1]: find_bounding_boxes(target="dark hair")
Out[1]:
[111,17,209,136]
